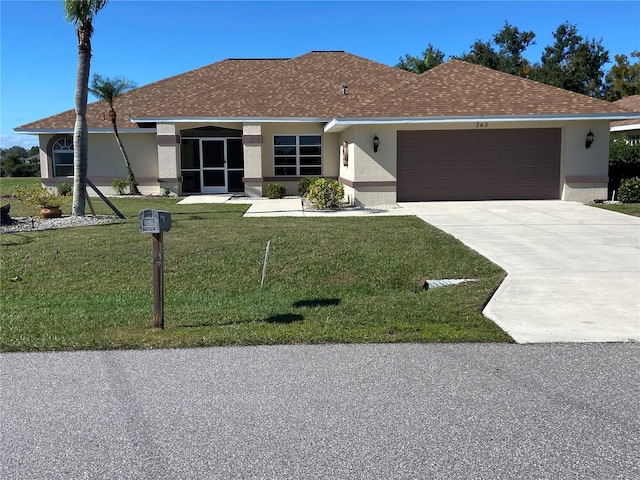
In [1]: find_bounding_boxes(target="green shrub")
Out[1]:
[617,177,640,203]
[305,178,344,209]
[57,182,72,196]
[112,179,128,195]
[163,187,171,197]
[609,137,640,196]
[297,177,318,196]
[266,183,286,199]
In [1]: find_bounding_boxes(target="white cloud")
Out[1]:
[0,134,38,150]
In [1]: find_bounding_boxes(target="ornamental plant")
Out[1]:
[297,177,318,196]
[305,178,344,209]
[13,184,70,209]
[112,179,128,195]
[617,177,640,203]
[266,183,286,199]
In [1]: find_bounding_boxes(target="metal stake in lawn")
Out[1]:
[259,240,271,304]
[138,209,172,329]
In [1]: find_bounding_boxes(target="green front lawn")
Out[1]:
[593,203,640,218]
[0,177,41,199]
[0,195,511,351]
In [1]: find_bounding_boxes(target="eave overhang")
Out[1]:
[324,113,640,133]
[129,116,332,124]
[14,128,158,135]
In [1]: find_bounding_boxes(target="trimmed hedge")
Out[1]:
[266,183,286,199]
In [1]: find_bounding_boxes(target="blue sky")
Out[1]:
[1,0,638,149]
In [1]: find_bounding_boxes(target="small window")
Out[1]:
[274,135,322,176]
[627,134,640,146]
[52,138,73,177]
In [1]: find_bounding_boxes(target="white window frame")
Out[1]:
[627,134,640,146]
[52,137,74,177]
[273,134,322,177]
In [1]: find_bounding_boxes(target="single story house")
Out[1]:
[611,94,640,145]
[15,51,639,205]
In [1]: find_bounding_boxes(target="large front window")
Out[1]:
[274,135,322,176]
[52,138,73,176]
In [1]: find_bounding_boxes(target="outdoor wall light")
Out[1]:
[373,134,380,153]
[585,130,594,149]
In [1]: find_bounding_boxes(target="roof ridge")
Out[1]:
[443,59,622,108]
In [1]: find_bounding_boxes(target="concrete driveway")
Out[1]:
[400,201,640,343]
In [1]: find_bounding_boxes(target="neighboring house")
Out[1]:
[611,94,640,145]
[15,51,640,205]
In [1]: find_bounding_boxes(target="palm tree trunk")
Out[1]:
[71,31,92,216]
[110,109,140,195]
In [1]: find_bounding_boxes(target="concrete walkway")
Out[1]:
[177,195,412,217]
[401,201,640,343]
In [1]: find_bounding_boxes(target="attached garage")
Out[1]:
[397,128,561,201]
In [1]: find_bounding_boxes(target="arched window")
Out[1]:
[52,138,73,177]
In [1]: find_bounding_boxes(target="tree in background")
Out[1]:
[459,22,536,77]
[1,146,40,177]
[89,74,140,194]
[64,0,108,216]
[396,43,445,73]
[492,22,536,77]
[531,22,609,98]
[605,52,640,101]
[400,22,622,99]
[459,40,500,71]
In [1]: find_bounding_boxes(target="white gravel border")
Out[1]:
[0,215,123,234]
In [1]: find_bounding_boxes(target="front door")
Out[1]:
[202,140,226,193]
[180,138,244,194]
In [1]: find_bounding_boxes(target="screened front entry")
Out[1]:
[180,138,244,194]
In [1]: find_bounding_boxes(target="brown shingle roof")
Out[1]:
[611,94,640,128]
[345,59,628,118]
[16,52,631,132]
[15,58,291,131]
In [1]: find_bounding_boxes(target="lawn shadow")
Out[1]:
[0,233,35,247]
[292,298,341,308]
[262,313,304,324]
[176,312,305,328]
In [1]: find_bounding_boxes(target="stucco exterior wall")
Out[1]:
[243,123,263,197]
[39,132,159,195]
[38,135,54,179]
[156,123,180,196]
[561,120,609,202]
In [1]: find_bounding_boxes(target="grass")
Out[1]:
[593,203,640,217]
[0,176,41,199]
[0,191,511,351]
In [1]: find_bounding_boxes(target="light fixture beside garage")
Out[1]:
[585,130,594,149]
[373,134,380,153]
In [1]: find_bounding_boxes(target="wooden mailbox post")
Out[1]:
[139,209,172,329]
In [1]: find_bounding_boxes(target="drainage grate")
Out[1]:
[422,279,476,290]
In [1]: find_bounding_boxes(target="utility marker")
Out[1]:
[259,240,272,304]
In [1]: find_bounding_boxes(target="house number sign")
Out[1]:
[475,122,489,128]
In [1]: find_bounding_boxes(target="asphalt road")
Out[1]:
[1,343,638,479]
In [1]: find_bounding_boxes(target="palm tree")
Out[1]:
[90,74,140,194]
[64,0,108,216]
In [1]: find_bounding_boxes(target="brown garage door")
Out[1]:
[397,129,561,201]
